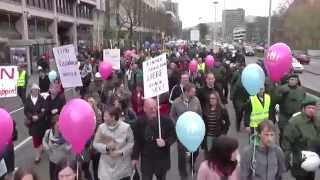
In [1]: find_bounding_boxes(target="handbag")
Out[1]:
[130,167,140,180]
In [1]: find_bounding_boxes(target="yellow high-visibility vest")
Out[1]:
[250,94,271,128]
[17,70,26,87]
[197,63,205,73]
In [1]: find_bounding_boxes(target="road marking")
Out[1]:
[9,107,24,114]
[14,136,32,151]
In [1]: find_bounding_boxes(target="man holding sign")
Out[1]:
[132,98,176,180]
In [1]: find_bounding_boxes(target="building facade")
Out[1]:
[222,8,245,43]
[0,0,105,74]
[233,26,246,42]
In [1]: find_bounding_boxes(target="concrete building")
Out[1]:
[0,0,105,74]
[233,26,246,42]
[222,8,245,42]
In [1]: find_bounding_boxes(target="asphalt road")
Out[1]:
[2,66,320,180]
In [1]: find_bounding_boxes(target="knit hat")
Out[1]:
[287,73,299,79]
[302,96,317,107]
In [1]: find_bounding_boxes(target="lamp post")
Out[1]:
[267,0,272,48]
[213,1,219,45]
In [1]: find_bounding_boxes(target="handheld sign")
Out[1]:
[0,66,18,98]
[143,54,169,139]
[103,49,121,70]
[53,45,83,88]
[143,53,169,99]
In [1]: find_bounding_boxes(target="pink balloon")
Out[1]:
[205,55,215,69]
[59,99,96,155]
[0,108,13,152]
[99,61,113,80]
[264,43,292,83]
[189,59,198,73]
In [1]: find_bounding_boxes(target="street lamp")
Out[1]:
[213,1,219,45]
[267,0,272,48]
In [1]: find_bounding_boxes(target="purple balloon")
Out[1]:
[189,59,198,73]
[205,55,215,69]
[59,99,96,155]
[99,61,113,80]
[0,108,13,152]
[264,43,292,83]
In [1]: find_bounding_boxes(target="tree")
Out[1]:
[198,23,208,42]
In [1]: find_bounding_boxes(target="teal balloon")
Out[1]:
[48,70,57,82]
[241,64,265,95]
[176,111,205,152]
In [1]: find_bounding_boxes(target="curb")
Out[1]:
[303,86,320,97]
[304,69,320,76]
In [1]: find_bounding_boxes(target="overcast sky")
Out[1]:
[172,0,283,28]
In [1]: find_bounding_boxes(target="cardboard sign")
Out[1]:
[0,66,18,98]
[53,45,83,88]
[103,49,121,70]
[143,54,169,98]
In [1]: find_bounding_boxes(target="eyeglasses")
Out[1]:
[58,173,76,179]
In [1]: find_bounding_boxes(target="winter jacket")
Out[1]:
[93,122,134,180]
[282,112,320,177]
[39,75,50,93]
[240,144,286,180]
[203,107,230,137]
[131,115,176,174]
[24,95,47,137]
[197,160,240,180]
[170,95,202,122]
[197,85,224,110]
[42,129,73,164]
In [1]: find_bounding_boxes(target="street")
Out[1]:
[2,83,319,180]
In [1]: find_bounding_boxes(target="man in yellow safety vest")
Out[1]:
[245,87,272,134]
[17,66,27,104]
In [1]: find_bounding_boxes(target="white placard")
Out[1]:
[103,49,121,70]
[0,66,18,98]
[53,45,83,88]
[190,29,200,41]
[143,54,169,98]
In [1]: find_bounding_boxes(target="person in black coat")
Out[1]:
[38,68,50,93]
[45,84,66,126]
[132,98,176,180]
[24,84,47,163]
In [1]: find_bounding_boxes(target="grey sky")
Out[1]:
[172,0,283,28]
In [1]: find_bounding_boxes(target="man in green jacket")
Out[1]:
[274,74,305,145]
[282,96,320,180]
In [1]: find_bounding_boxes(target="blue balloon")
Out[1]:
[241,64,265,95]
[176,111,205,152]
[48,70,57,82]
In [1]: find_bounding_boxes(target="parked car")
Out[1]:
[245,46,255,56]
[292,57,304,73]
[296,54,311,64]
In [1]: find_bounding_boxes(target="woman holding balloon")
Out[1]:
[93,106,134,180]
[24,84,47,163]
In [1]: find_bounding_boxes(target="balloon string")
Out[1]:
[191,152,194,178]
[77,159,79,180]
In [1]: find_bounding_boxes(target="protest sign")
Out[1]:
[0,66,18,98]
[53,44,83,88]
[143,53,169,99]
[103,49,121,70]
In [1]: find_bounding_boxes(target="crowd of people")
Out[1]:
[1,42,320,180]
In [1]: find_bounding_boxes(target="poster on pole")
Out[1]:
[103,49,121,70]
[143,53,169,99]
[0,66,18,98]
[190,29,200,41]
[53,44,83,88]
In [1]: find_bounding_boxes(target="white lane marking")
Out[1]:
[14,136,32,151]
[10,107,24,114]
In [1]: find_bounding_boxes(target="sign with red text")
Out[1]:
[53,45,83,88]
[143,54,169,98]
[0,66,18,98]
